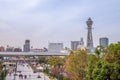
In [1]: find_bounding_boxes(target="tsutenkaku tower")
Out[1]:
[86,18,94,50]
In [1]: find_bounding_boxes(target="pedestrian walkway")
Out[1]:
[6,62,50,80]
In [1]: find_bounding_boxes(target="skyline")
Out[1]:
[0,0,120,48]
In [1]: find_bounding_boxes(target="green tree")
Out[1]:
[0,70,8,80]
[91,60,113,80]
[38,56,48,64]
[48,56,64,67]
[108,42,120,54]
[86,54,98,80]
[111,60,120,80]
[95,45,104,59]
[104,42,120,63]
[0,61,3,71]
[86,42,120,80]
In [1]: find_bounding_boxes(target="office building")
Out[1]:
[99,37,109,47]
[48,43,63,52]
[71,41,80,50]
[23,40,30,52]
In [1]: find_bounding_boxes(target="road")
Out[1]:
[6,62,50,80]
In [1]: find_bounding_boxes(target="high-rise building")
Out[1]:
[48,43,63,52]
[99,37,109,47]
[23,40,30,52]
[71,41,80,50]
[86,18,94,52]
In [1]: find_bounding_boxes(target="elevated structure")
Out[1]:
[86,18,94,52]
[0,52,69,56]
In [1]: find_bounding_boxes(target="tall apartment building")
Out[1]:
[23,40,30,52]
[99,37,109,47]
[48,43,63,52]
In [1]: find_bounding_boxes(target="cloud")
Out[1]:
[0,0,120,48]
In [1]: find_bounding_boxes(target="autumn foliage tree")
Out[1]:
[48,56,64,67]
[47,56,65,79]
[65,48,88,80]
[104,42,120,62]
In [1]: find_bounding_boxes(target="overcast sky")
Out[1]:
[0,0,120,49]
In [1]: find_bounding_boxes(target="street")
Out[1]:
[6,62,50,80]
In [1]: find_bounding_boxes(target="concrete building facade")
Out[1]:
[71,41,80,50]
[48,43,63,52]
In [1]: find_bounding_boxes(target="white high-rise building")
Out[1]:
[48,43,63,52]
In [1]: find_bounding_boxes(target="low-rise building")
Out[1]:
[0,46,5,52]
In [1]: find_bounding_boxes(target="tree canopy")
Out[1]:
[48,56,64,67]
[65,49,88,80]
[85,42,120,80]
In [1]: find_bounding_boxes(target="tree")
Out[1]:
[38,56,48,64]
[48,56,65,79]
[86,42,120,80]
[86,59,120,80]
[108,42,120,54]
[110,60,120,80]
[95,45,104,59]
[0,70,8,80]
[0,61,3,71]
[86,54,98,80]
[91,60,113,80]
[104,42,120,63]
[65,49,88,80]
[48,56,64,67]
